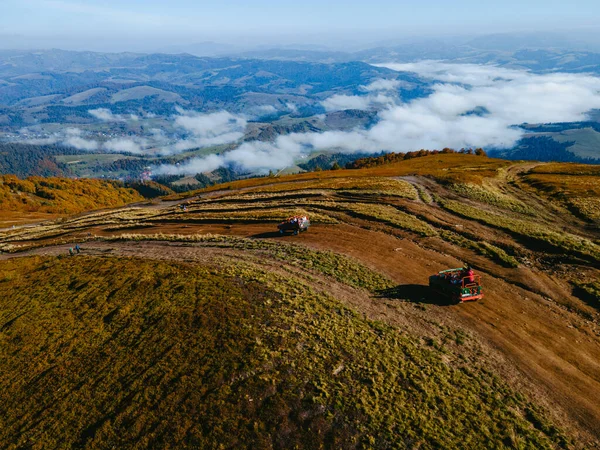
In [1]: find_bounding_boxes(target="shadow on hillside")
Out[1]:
[250,231,284,239]
[572,287,600,311]
[376,284,454,306]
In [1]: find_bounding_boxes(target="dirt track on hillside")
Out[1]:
[5,219,599,445]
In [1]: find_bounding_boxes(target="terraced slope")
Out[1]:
[1,154,599,448]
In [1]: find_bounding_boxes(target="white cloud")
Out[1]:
[88,108,140,123]
[321,93,396,112]
[89,108,128,122]
[321,94,374,111]
[321,79,400,111]
[157,63,600,175]
[253,105,278,115]
[31,128,148,154]
[27,63,599,174]
[103,138,145,154]
[375,61,530,86]
[63,136,99,151]
[77,109,249,155]
[172,110,247,150]
[62,128,100,151]
[362,79,403,92]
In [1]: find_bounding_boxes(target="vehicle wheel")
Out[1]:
[294,230,299,235]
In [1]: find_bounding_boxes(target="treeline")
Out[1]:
[154,167,239,193]
[125,180,174,198]
[0,175,145,214]
[347,148,487,169]
[92,158,149,174]
[0,143,80,177]
[299,153,373,172]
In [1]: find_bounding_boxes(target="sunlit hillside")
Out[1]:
[0,175,145,215]
[1,153,599,448]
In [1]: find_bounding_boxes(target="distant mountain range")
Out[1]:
[0,50,429,121]
[240,44,600,75]
[1,43,600,183]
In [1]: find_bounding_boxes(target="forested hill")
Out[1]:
[0,143,79,177]
[0,175,144,215]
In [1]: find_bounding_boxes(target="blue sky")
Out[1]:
[2,0,600,51]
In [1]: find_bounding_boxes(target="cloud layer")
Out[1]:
[157,63,600,175]
[29,110,248,155]
[25,62,600,175]
[170,109,247,152]
[321,78,401,111]
[89,108,138,122]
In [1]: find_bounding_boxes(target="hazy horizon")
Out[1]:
[3,0,600,174]
[2,0,600,53]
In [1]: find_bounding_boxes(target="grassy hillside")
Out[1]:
[0,175,144,215]
[187,154,511,195]
[0,256,568,449]
[1,154,599,447]
[522,163,600,222]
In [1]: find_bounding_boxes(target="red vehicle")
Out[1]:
[278,216,310,235]
[429,267,484,303]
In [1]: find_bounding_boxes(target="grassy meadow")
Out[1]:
[0,256,570,449]
[0,153,599,447]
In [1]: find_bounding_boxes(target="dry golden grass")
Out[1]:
[0,223,68,243]
[313,201,437,236]
[568,198,600,221]
[0,256,571,449]
[520,164,600,222]
[195,190,327,203]
[0,206,161,246]
[246,177,418,199]
[523,173,600,198]
[0,211,60,228]
[165,208,337,224]
[415,185,433,204]
[529,163,600,176]
[171,154,510,199]
[449,183,534,214]
[105,233,393,290]
[440,199,600,262]
[439,230,520,268]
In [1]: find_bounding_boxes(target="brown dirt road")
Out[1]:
[3,220,600,445]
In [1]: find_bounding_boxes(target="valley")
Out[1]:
[2,49,600,189]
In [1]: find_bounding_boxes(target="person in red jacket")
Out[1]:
[463,266,475,283]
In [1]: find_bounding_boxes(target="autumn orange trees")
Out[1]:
[0,175,145,215]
